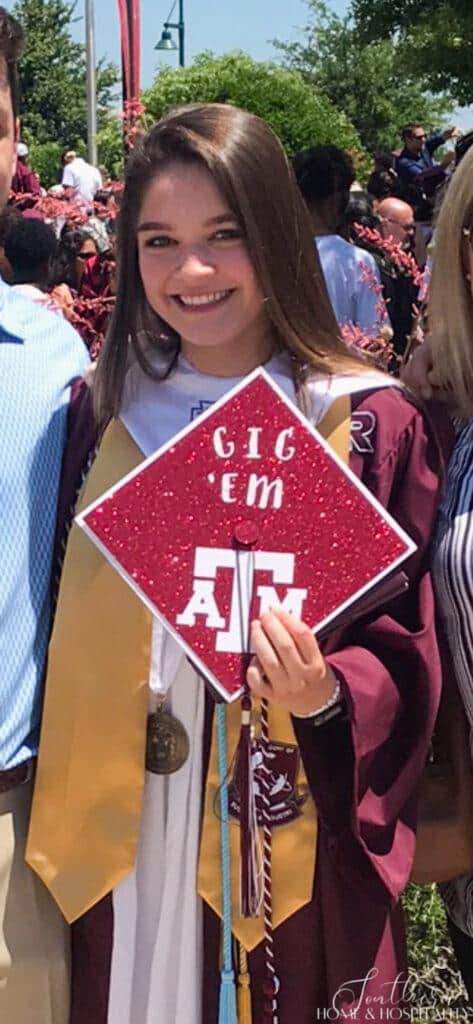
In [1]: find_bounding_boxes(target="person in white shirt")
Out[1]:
[294,144,391,338]
[61,149,102,205]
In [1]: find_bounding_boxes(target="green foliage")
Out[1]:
[26,140,62,188]
[352,0,473,106]
[12,0,119,148]
[144,51,367,164]
[274,1,454,154]
[403,884,470,1017]
[97,116,125,181]
[404,883,450,976]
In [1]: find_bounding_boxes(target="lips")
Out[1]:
[172,289,234,311]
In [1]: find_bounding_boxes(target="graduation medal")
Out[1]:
[145,705,190,774]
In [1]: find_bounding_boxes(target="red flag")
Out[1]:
[117,0,140,102]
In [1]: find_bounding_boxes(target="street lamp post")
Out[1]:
[85,0,97,165]
[155,0,185,67]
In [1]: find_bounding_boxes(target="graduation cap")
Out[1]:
[77,368,415,702]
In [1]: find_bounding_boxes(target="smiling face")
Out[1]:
[136,160,273,375]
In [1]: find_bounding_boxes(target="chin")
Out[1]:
[181,334,235,350]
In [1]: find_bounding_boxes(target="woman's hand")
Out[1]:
[401,337,443,400]
[247,606,338,717]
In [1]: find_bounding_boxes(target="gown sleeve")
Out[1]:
[292,387,447,899]
[50,377,100,613]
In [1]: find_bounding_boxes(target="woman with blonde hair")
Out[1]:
[428,143,473,998]
[404,142,473,998]
[426,148,473,410]
[27,103,444,1023]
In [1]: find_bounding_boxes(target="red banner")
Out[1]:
[117,0,140,102]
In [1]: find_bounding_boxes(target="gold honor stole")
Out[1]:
[26,395,350,947]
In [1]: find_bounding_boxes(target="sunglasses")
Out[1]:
[77,251,93,260]
[412,134,426,141]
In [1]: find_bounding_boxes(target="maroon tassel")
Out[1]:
[236,689,262,917]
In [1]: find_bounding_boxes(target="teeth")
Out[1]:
[179,290,230,306]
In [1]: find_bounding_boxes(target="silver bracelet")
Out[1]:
[292,678,342,720]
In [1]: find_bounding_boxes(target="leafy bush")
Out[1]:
[97,116,125,181]
[403,883,470,1020]
[27,140,63,189]
[144,52,368,172]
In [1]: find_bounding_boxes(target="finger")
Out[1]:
[251,619,288,691]
[246,656,274,701]
[269,607,320,666]
[258,610,304,678]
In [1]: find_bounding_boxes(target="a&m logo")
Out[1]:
[176,547,307,653]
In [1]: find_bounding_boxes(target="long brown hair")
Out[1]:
[94,103,369,423]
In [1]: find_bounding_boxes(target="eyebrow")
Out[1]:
[137,212,237,232]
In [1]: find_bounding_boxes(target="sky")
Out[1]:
[69,0,348,87]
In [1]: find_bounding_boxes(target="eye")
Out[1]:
[143,235,177,249]
[211,227,243,242]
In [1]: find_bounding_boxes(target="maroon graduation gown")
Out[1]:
[55,383,446,1024]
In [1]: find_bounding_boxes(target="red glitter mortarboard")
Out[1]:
[77,369,415,701]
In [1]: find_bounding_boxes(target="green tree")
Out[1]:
[96,115,125,181]
[12,0,118,153]
[274,1,453,154]
[351,0,473,106]
[144,51,367,165]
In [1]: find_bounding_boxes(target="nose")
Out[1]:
[176,248,215,279]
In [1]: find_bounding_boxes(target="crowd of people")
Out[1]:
[4,108,470,379]
[2,5,473,1024]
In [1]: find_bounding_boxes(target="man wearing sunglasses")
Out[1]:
[396,122,461,192]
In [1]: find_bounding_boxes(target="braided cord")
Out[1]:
[260,697,280,1023]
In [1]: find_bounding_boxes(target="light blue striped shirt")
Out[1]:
[0,280,89,769]
[433,419,473,936]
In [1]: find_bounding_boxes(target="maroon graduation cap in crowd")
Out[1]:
[77,369,415,701]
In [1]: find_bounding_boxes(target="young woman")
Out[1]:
[405,143,473,1000]
[28,104,444,1024]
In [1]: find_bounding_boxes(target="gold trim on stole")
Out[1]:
[27,419,152,922]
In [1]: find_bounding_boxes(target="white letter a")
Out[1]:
[176,579,225,628]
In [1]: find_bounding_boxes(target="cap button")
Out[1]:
[233,520,260,548]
